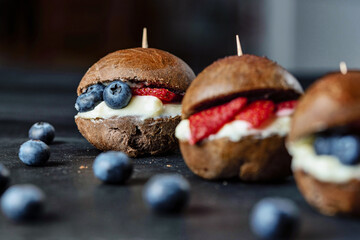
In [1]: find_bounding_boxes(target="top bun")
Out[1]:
[182,54,302,118]
[77,48,195,95]
[288,71,360,142]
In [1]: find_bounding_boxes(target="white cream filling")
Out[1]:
[288,137,360,183]
[75,96,181,120]
[175,116,291,142]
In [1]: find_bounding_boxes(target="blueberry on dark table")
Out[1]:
[28,122,55,144]
[93,151,133,184]
[332,135,360,165]
[1,184,45,222]
[250,197,300,240]
[0,164,10,192]
[143,174,190,213]
[103,81,132,109]
[18,140,50,166]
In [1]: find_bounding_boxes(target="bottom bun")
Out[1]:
[179,135,291,181]
[294,170,360,216]
[75,116,181,157]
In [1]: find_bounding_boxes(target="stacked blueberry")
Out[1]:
[313,127,360,165]
[19,122,55,166]
[75,81,132,112]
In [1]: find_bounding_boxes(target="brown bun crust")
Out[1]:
[77,48,195,95]
[75,116,181,157]
[294,170,360,216]
[182,54,302,118]
[289,71,360,142]
[179,135,291,181]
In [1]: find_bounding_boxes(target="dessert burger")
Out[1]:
[74,47,195,157]
[175,54,303,181]
[287,71,360,216]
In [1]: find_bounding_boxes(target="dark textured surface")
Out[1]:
[0,68,359,240]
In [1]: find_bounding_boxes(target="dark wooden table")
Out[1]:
[0,68,358,240]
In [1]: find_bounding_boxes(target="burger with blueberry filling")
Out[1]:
[74,48,195,157]
[287,71,360,216]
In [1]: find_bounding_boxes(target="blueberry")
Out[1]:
[28,122,55,144]
[93,151,133,184]
[1,184,45,222]
[143,174,190,213]
[332,135,360,165]
[314,135,332,156]
[75,84,104,112]
[85,83,105,95]
[250,197,300,240]
[0,164,10,192]
[103,81,132,109]
[19,140,50,166]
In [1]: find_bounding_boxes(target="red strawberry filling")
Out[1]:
[132,88,183,103]
[276,100,298,112]
[235,100,275,128]
[189,97,247,145]
[188,99,298,144]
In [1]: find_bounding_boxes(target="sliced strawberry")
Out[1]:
[132,88,182,102]
[189,97,247,144]
[276,100,297,111]
[235,100,275,128]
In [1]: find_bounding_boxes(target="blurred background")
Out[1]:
[1,0,360,118]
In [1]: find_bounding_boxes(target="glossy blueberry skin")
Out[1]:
[93,151,133,184]
[143,174,190,213]
[103,81,132,109]
[0,164,10,192]
[313,136,332,156]
[1,184,45,222]
[86,84,105,95]
[75,84,104,112]
[332,135,360,165]
[250,198,300,240]
[28,122,55,144]
[18,140,50,166]
[314,134,360,165]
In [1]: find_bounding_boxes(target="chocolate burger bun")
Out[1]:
[288,71,360,216]
[182,54,302,119]
[294,170,360,216]
[288,71,360,142]
[180,54,302,180]
[76,48,195,157]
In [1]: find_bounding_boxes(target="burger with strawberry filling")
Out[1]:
[175,54,303,181]
[74,48,195,157]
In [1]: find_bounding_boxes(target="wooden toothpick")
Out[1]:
[340,61,347,75]
[236,35,243,56]
[142,27,148,48]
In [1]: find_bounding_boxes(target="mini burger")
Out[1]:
[74,47,195,157]
[175,54,303,181]
[287,71,360,216]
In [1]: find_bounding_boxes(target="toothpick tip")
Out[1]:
[236,35,243,56]
[142,27,148,48]
[340,61,347,75]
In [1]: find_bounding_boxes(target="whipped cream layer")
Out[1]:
[76,96,181,120]
[175,116,291,142]
[289,137,360,183]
